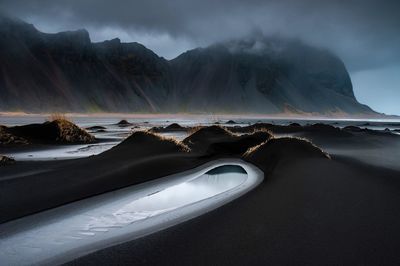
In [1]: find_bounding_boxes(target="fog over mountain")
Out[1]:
[1,0,399,71]
[0,16,374,115]
[0,0,399,114]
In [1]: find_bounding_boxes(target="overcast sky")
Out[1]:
[1,0,399,115]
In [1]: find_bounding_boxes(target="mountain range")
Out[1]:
[0,15,375,115]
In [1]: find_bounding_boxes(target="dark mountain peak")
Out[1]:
[0,13,28,25]
[169,34,370,114]
[94,38,164,64]
[100,38,121,46]
[0,14,38,35]
[95,38,150,54]
[0,15,91,48]
[213,35,356,99]
[124,41,160,55]
[45,29,91,46]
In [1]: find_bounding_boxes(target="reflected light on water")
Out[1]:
[87,166,246,230]
[0,162,262,266]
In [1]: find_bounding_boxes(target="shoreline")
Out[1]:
[1,112,398,121]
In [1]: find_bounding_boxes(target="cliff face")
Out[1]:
[0,16,375,115]
[0,16,171,112]
[169,39,372,114]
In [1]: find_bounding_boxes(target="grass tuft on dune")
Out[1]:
[0,118,95,146]
[50,119,95,143]
[177,125,273,156]
[109,130,190,155]
[47,113,69,122]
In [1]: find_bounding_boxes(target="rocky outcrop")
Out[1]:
[170,38,373,114]
[0,16,170,112]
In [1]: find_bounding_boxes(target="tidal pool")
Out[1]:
[0,159,263,266]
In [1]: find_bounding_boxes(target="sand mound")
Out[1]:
[133,125,273,157]
[165,123,186,131]
[0,119,95,145]
[183,126,236,153]
[151,123,187,133]
[343,126,364,132]
[289,122,301,127]
[244,137,330,173]
[206,130,273,156]
[182,126,272,156]
[106,131,189,157]
[306,123,349,135]
[0,155,15,166]
[50,119,95,143]
[117,120,132,126]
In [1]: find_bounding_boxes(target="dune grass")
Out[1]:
[132,130,191,153]
[47,113,70,122]
[244,127,273,136]
[46,113,95,143]
[243,140,270,157]
[243,136,330,159]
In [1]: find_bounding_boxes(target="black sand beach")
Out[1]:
[68,156,400,266]
[1,120,400,265]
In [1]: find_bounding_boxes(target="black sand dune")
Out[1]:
[244,137,330,173]
[150,123,188,133]
[183,126,239,153]
[182,126,273,156]
[0,119,95,146]
[116,120,133,127]
[165,123,187,131]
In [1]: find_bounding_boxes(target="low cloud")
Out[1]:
[1,0,399,70]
